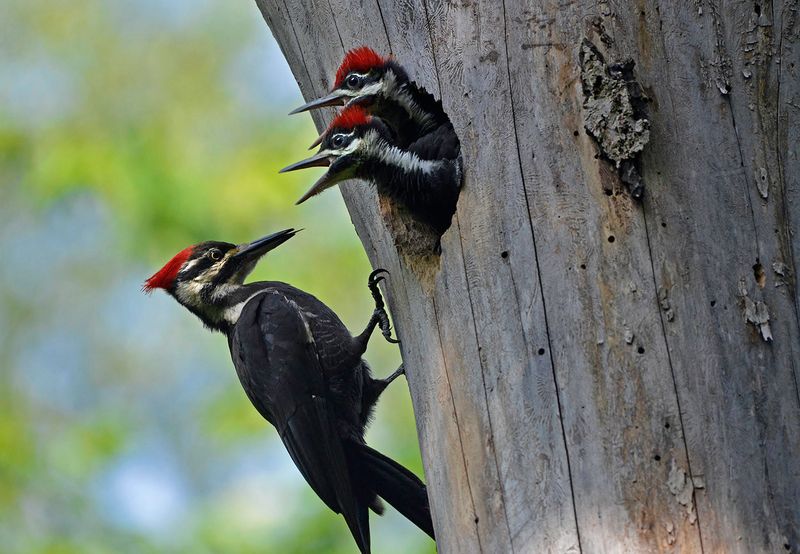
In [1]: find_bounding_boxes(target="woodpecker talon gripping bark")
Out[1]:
[368,269,389,309]
[368,269,399,344]
[376,309,399,344]
[384,363,405,384]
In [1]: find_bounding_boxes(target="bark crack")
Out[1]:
[325,0,346,51]
[642,204,707,554]
[499,0,582,551]
[275,0,317,92]
[432,295,484,552]
[419,2,513,549]
[725,93,763,259]
[374,1,393,54]
[774,1,800,405]
[419,0,442,98]
[454,227,515,552]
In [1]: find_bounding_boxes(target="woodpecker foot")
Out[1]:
[384,363,405,385]
[368,269,399,344]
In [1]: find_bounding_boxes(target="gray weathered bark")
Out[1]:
[256,1,800,552]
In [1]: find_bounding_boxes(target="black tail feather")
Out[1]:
[348,443,435,539]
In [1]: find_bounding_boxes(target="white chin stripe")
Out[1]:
[365,132,441,175]
[360,81,383,97]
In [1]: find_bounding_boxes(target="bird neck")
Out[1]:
[362,135,443,187]
[176,282,268,333]
[377,69,441,140]
[358,136,459,227]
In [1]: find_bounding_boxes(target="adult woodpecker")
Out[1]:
[143,229,433,553]
[290,46,456,153]
[280,106,461,236]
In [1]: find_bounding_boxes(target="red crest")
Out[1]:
[327,106,371,133]
[143,246,194,293]
[334,46,387,88]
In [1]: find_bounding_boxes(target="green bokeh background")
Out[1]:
[0,1,431,552]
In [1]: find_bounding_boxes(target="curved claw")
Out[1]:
[377,312,400,344]
[366,268,398,343]
[375,308,400,344]
[368,268,389,285]
[368,269,390,308]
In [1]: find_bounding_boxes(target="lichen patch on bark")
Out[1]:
[579,39,650,198]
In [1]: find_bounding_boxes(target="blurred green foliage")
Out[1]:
[0,0,433,552]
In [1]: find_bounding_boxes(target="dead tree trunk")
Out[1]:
[256,1,800,552]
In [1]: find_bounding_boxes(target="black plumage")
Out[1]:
[230,284,433,551]
[358,120,461,235]
[282,108,462,237]
[144,231,433,553]
[357,60,452,150]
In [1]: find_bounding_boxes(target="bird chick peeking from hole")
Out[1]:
[291,46,453,150]
[282,105,461,239]
[285,46,462,246]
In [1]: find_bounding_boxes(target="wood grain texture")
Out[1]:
[256,0,800,551]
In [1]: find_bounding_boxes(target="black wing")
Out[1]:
[406,80,450,129]
[229,291,371,553]
[407,121,461,162]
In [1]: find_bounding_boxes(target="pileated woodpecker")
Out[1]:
[280,106,460,236]
[143,229,433,553]
[289,46,453,150]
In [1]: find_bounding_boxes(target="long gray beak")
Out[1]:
[308,133,324,150]
[233,229,299,261]
[279,151,332,173]
[288,90,348,115]
[280,151,342,205]
[295,172,340,205]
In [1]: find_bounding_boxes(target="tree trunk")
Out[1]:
[255,1,800,552]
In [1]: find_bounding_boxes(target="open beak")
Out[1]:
[307,133,324,150]
[233,228,299,262]
[288,90,348,115]
[294,171,341,205]
[279,150,344,205]
[279,151,332,173]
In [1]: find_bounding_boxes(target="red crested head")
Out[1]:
[143,245,195,293]
[334,46,387,88]
[327,105,371,133]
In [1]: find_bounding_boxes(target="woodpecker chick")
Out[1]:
[290,46,454,151]
[143,229,433,553]
[281,106,461,235]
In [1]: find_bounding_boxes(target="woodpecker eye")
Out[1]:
[346,74,361,89]
[207,249,222,261]
[332,134,346,148]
